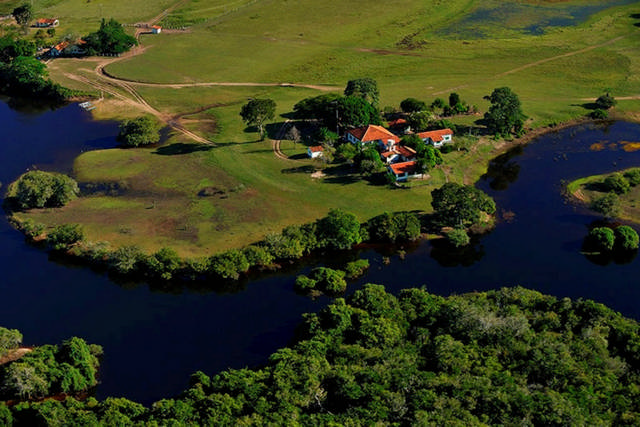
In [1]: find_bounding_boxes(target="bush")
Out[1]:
[243,245,274,267]
[109,246,144,274]
[46,224,84,250]
[624,168,640,186]
[589,109,608,119]
[602,173,630,194]
[0,327,22,357]
[366,212,421,243]
[591,192,621,218]
[294,275,316,292]
[344,259,370,279]
[446,228,470,247]
[208,249,249,280]
[117,116,160,147]
[12,171,79,209]
[614,226,639,251]
[313,267,347,295]
[144,247,181,280]
[587,227,615,252]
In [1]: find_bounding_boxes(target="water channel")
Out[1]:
[1,102,640,405]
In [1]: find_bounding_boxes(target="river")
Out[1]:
[1,102,640,405]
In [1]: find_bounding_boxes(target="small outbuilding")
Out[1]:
[307,145,324,159]
[35,18,59,28]
[151,25,162,34]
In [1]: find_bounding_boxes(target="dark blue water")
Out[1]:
[2,102,640,405]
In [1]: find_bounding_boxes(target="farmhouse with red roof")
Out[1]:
[417,128,453,147]
[34,18,59,28]
[345,125,400,149]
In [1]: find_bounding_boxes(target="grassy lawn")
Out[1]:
[12,0,640,256]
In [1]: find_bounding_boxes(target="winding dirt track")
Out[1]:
[68,3,633,149]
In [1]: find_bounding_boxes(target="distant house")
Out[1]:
[345,125,400,149]
[388,161,420,182]
[49,41,69,57]
[417,128,453,147]
[151,25,162,34]
[307,145,324,159]
[387,117,410,134]
[35,18,59,28]
[380,145,416,164]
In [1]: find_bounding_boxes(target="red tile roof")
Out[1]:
[417,128,453,142]
[36,18,57,25]
[152,25,162,29]
[347,125,400,144]
[53,41,69,52]
[388,118,408,127]
[389,161,417,175]
[309,145,324,153]
[396,145,416,158]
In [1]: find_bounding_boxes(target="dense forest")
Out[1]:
[2,286,639,425]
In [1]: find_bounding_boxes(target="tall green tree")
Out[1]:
[344,78,379,106]
[12,4,32,27]
[240,98,276,139]
[483,87,526,137]
[337,96,380,129]
[431,183,496,228]
[316,209,362,250]
[83,18,137,55]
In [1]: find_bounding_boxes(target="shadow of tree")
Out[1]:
[154,143,213,156]
[281,165,316,174]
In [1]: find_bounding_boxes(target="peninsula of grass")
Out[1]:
[568,167,640,223]
[8,0,640,257]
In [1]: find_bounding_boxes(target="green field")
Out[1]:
[11,0,640,256]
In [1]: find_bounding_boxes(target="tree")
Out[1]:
[240,99,276,139]
[293,93,341,123]
[431,98,446,109]
[400,98,427,113]
[337,96,380,129]
[614,226,639,251]
[12,4,32,27]
[12,171,79,209]
[0,36,36,63]
[285,125,301,145]
[586,227,615,252]
[316,209,362,250]
[47,224,84,250]
[117,116,160,147]
[602,173,630,194]
[82,19,137,55]
[591,192,621,218]
[595,93,616,110]
[355,147,385,176]
[406,111,434,131]
[0,328,22,357]
[344,78,379,106]
[483,87,526,137]
[448,93,461,108]
[415,145,443,173]
[431,183,496,228]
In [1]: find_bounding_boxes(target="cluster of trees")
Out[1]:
[4,286,640,424]
[19,208,425,284]
[82,19,137,55]
[0,335,101,401]
[11,4,32,29]
[295,260,370,295]
[589,93,617,119]
[400,92,472,121]
[116,115,161,147]
[585,225,639,253]
[8,170,78,210]
[0,35,69,101]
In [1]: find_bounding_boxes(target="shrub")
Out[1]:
[46,224,84,250]
[243,245,274,268]
[602,173,630,194]
[589,109,608,119]
[144,247,181,280]
[208,249,249,280]
[109,246,144,274]
[294,275,316,292]
[117,116,160,147]
[312,267,347,295]
[12,171,79,209]
[0,327,22,357]
[587,227,615,252]
[591,192,621,218]
[624,168,640,186]
[344,259,370,279]
[614,226,639,251]
[446,228,470,247]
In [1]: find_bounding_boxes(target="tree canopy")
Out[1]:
[83,18,138,55]
[337,95,381,129]
[117,116,161,147]
[431,183,496,228]
[344,77,379,106]
[483,87,526,137]
[4,286,640,425]
[10,171,79,209]
[400,97,426,113]
[240,98,276,138]
[12,4,32,27]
